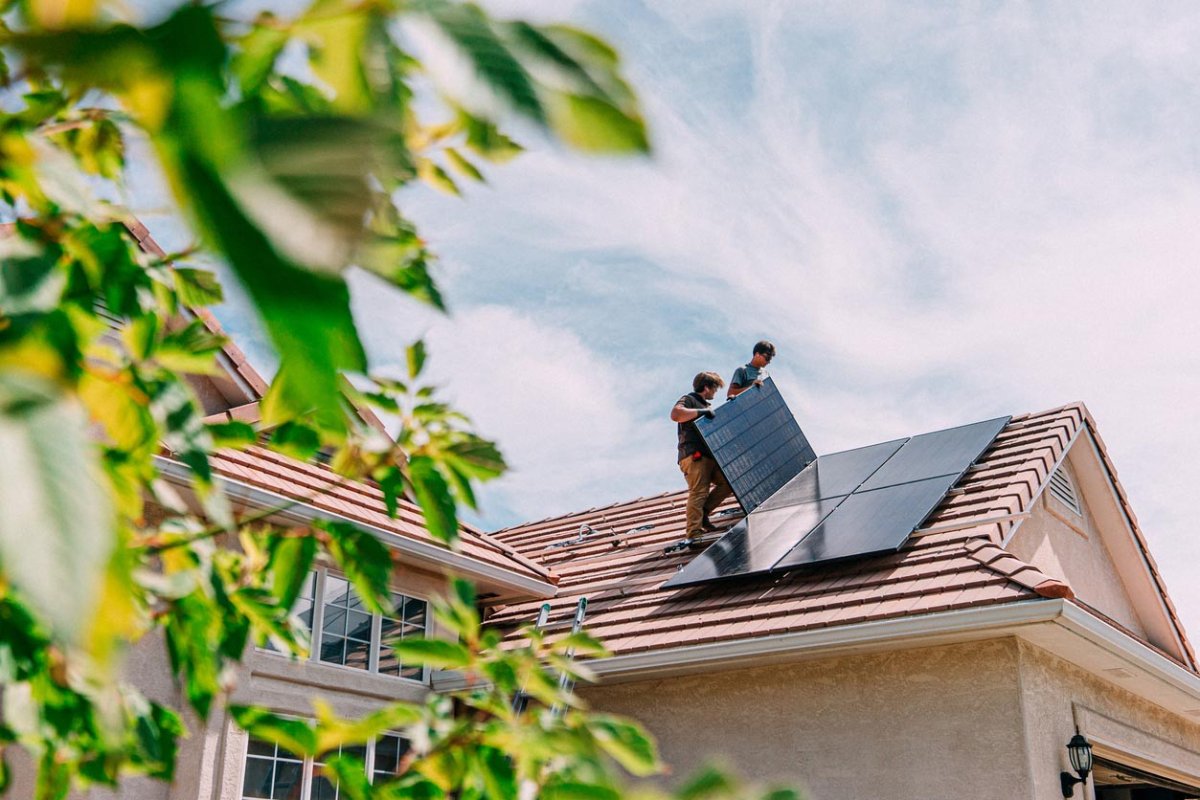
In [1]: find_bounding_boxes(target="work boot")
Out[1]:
[700,515,721,532]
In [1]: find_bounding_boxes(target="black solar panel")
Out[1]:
[772,476,954,569]
[858,417,1009,491]
[663,409,1012,589]
[695,378,817,513]
[756,439,905,509]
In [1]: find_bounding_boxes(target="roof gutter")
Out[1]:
[434,599,1200,710]
[155,456,558,599]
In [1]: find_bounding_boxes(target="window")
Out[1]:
[319,575,373,670]
[264,568,429,682]
[242,737,304,799]
[242,734,407,800]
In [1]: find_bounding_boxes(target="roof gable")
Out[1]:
[1005,412,1195,667]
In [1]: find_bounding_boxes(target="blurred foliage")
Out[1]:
[0,0,801,798]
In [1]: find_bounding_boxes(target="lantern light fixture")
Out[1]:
[1060,733,1094,797]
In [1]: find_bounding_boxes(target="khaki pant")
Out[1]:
[678,456,734,538]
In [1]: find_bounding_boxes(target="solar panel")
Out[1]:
[663,496,845,586]
[663,408,1012,589]
[772,475,954,569]
[755,439,906,510]
[858,416,1010,491]
[695,378,816,513]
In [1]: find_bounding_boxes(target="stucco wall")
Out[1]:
[1008,470,1145,638]
[1016,640,1200,798]
[581,639,1034,800]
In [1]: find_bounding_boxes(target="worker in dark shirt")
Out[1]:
[670,371,733,543]
[728,340,776,398]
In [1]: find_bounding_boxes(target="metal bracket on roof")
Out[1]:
[545,523,607,549]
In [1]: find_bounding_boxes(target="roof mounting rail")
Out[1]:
[545,523,616,549]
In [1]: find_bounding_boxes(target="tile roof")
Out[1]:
[486,404,1194,668]
[197,445,556,588]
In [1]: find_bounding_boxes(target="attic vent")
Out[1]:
[1049,466,1082,516]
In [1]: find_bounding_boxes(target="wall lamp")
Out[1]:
[1060,733,1094,797]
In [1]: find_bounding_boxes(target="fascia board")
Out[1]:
[1057,601,1200,703]
[155,456,557,598]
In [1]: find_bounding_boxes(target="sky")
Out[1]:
[134,2,1200,636]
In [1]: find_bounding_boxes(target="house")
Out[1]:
[480,403,1200,799]
[9,222,1199,799]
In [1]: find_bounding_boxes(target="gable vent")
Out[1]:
[1049,467,1083,516]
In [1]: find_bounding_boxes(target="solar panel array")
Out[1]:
[664,410,1010,589]
[694,378,817,514]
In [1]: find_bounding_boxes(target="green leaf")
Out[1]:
[231,706,318,756]
[299,2,374,114]
[206,420,258,448]
[387,638,471,670]
[407,456,457,544]
[677,766,736,800]
[443,148,485,182]
[418,2,544,123]
[172,267,224,307]
[268,421,322,460]
[459,111,522,163]
[475,746,515,800]
[267,535,317,610]
[177,157,366,435]
[312,700,421,754]
[320,754,372,800]
[321,522,394,615]
[541,782,620,800]
[418,160,460,196]
[234,13,290,95]
[588,715,660,776]
[443,438,505,481]
[406,340,427,380]
[546,93,648,153]
[0,374,113,643]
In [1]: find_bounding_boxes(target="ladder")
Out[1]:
[552,597,588,718]
[511,602,551,716]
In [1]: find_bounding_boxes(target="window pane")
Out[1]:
[263,570,317,654]
[311,773,337,800]
[379,596,427,679]
[373,734,410,783]
[241,758,274,799]
[242,738,303,800]
[319,577,372,670]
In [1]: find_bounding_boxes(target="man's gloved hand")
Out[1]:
[696,407,716,419]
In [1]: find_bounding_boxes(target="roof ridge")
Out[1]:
[961,537,1074,599]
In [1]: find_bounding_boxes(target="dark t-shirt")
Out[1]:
[676,392,713,461]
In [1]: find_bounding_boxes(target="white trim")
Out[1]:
[155,456,557,598]
[432,600,1067,690]
[1058,602,1200,701]
[1076,428,1191,665]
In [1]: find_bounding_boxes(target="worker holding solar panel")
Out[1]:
[670,371,735,547]
[727,340,776,399]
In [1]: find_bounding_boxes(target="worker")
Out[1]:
[728,340,776,399]
[671,372,734,544]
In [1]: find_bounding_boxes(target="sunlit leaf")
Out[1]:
[387,638,471,670]
[321,522,394,615]
[414,2,543,123]
[231,706,318,756]
[267,534,317,609]
[588,715,660,776]
[406,340,427,380]
[407,456,457,544]
[172,267,224,307]
[443,147,484,182]
[0,373,113,643]
[545,93,648,153]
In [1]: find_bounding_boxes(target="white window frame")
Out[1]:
[240,725,410,800]
[262,565,430,685]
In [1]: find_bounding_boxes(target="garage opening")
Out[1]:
[1094,758,1200,800]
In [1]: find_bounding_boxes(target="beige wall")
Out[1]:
[1016,640,1200,798]
[1008,466,1146,638]
[582,639,1034,800]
